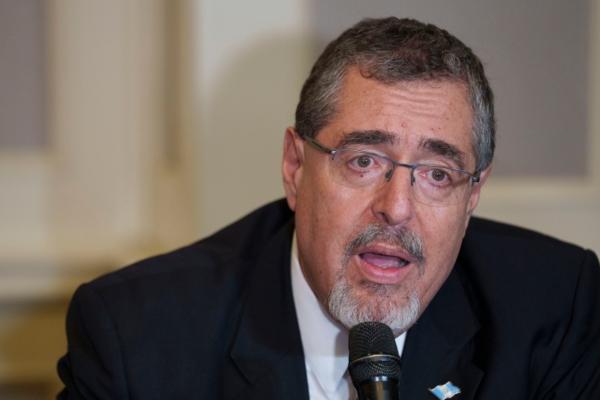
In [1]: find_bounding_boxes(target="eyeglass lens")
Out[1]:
[331,148,472,206]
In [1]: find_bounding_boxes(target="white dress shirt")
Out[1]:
[291,235,406,399]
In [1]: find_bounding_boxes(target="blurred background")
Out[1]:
[0,0,598,398]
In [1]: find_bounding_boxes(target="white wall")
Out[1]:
[475,0,600,252]
[189,0,315,236]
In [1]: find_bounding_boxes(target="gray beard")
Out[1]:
[327,222,423,333]
[327,274,421,334]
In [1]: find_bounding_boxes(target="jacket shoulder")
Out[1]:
[465,216,590,259]
[459,218,600,398]
[59,200,295,398]
[459,216,598,318]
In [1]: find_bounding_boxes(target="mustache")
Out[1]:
[344,223,425,264]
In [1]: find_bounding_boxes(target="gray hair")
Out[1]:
[295,17,495,172]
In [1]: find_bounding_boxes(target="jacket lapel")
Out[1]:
[399,265,483,400]
[227,221,309,400]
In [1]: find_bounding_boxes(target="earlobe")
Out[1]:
[282,127,304,211]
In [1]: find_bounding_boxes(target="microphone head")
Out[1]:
[348,322,402,386]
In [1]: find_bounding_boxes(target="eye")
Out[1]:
[355,155,373,169]
[347,153,378,170]
[337,150,387,181]
[430,168,449,182]
[418,166,455,187]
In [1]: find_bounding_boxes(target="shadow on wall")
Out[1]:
[199,33,316,236]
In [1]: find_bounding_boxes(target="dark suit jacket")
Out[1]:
[57,199,600,399]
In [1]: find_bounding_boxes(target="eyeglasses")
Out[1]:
[303,135,480,207]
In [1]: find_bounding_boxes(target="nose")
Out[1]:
[371,166,416,226]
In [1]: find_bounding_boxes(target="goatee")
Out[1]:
[327,223,425,334]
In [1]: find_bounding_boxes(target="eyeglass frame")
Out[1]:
[301,134,481,203]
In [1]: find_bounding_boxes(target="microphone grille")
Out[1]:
[348,322,401,384]
[349,321,399,362]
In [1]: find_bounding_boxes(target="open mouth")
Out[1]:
[359,252,410,269]
[353,244,418,285]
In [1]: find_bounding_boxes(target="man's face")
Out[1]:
[282,68,489,334]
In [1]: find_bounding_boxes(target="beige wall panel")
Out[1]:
[192,0,314,236]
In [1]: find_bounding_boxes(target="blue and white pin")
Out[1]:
[429,381,461,399]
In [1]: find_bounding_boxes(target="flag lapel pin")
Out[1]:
[429,381,461,399]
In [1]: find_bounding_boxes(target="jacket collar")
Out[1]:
[228,219,309,400]
[399,260,483,399]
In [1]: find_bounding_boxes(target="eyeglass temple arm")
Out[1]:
[303,135,336,156]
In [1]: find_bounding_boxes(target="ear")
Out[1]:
[466,166,492,216]
[282,127,305,211]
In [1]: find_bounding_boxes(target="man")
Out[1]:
[57,17,600,399]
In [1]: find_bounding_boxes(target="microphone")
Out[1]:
[348,322,401,400]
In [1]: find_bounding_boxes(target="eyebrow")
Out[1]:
[419,138,467,170]
[337,130,396,147]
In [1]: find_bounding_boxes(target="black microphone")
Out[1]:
[348,322,401,400]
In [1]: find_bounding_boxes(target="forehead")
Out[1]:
[322,68,474,163]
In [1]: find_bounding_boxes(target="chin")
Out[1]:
[327,277,421,334]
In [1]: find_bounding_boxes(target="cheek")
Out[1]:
[416,206,470,288]
[420,204,470,249]
[297,165,368,246]
[293,182,344,297]
[294,172,372,300]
